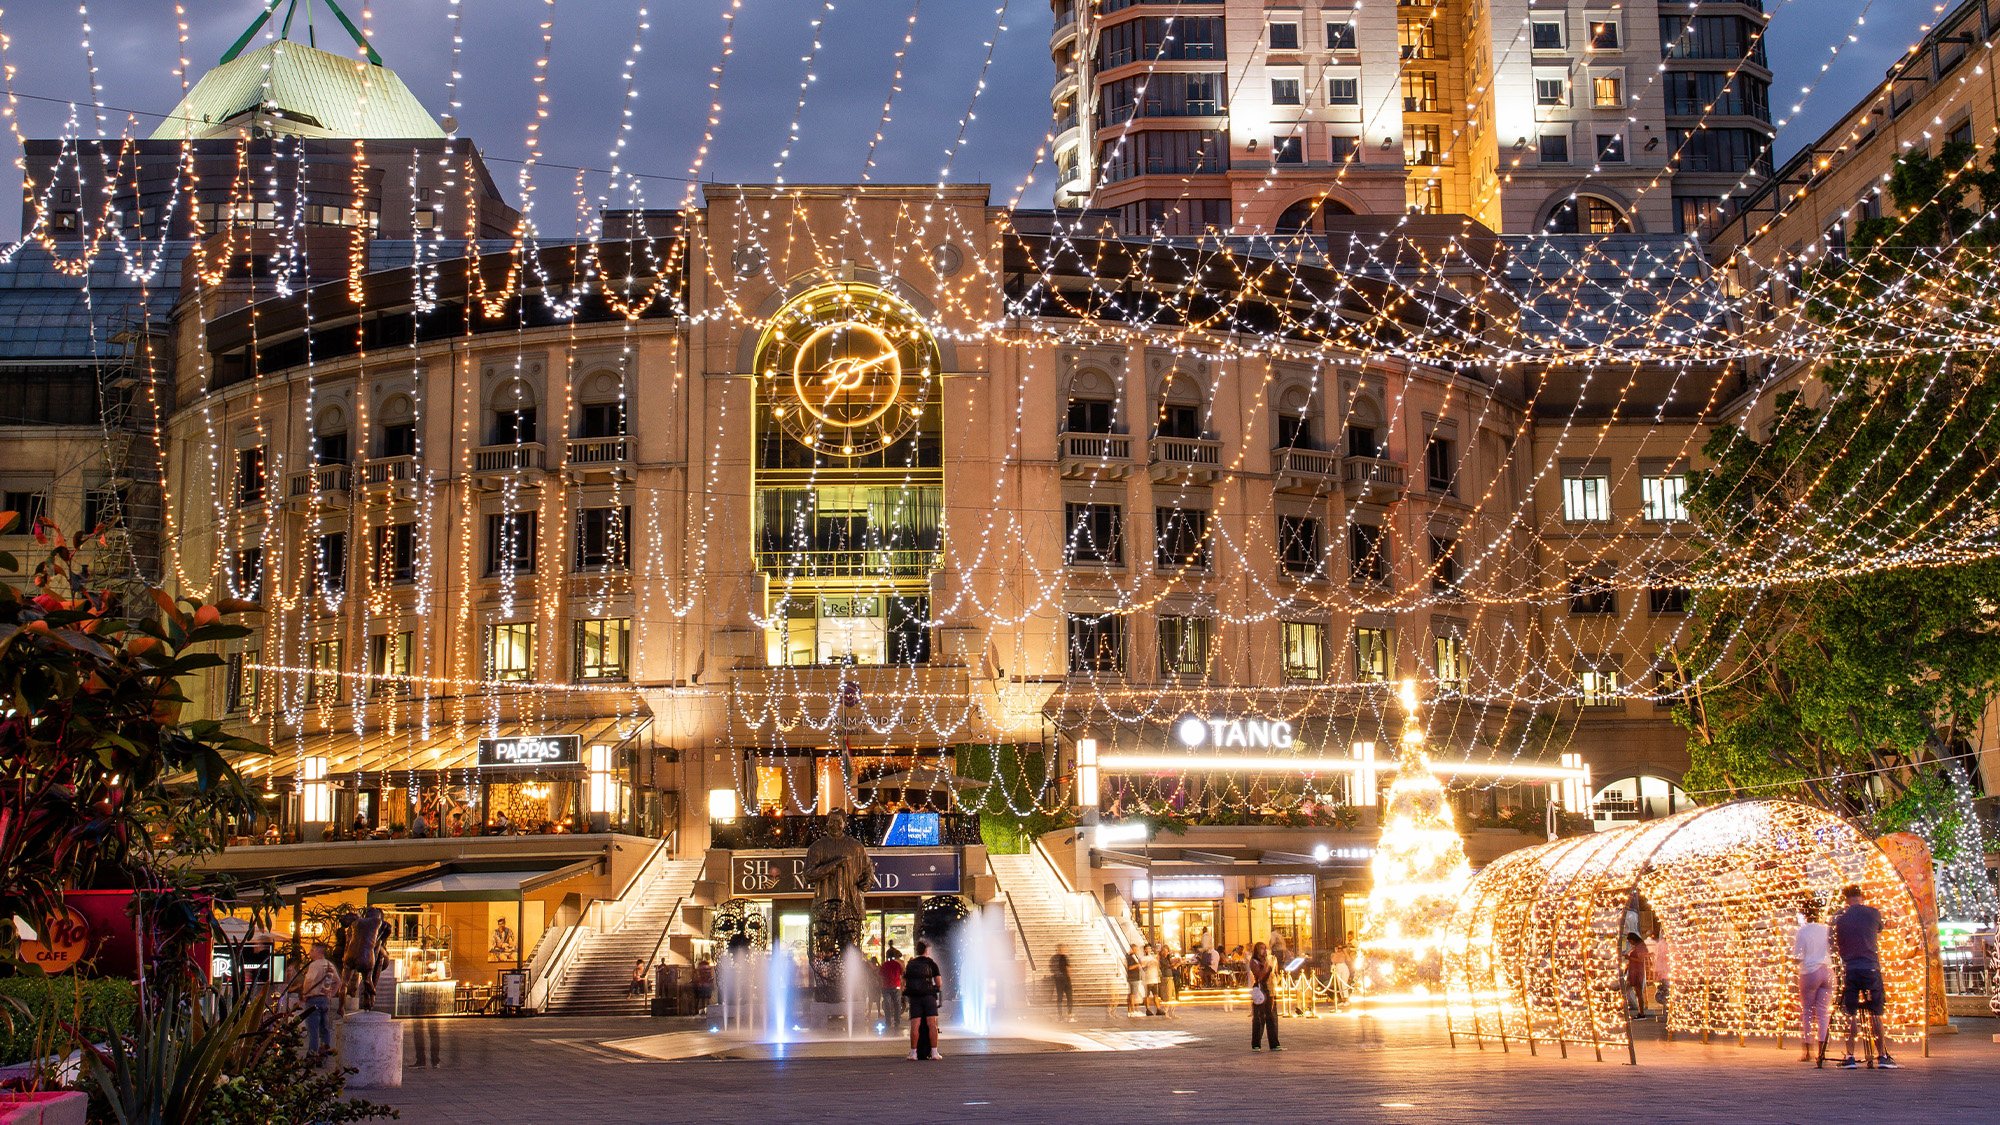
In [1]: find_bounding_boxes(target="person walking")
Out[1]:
[1248,941,1281,1051]
[1124,945,1144,1016]
[879,946,906,1030]
[1651,924,1672,1009]
[692,955,716,1014]
[1139,942,1164,1016]
[1793,901,1833,1064]
[1623,932,1650,1019]
[1049,943,1074,1021]
[904,939,944,1060]
[1832,883,1898,1068]
[629,957,649,999]
[295,942,341,1055]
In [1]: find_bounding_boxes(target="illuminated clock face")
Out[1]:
[756,284,939,456]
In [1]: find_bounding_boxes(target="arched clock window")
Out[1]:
[753,283,943,468]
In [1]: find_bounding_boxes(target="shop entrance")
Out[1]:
[1149,901,1218,955]
[755,903,920,963]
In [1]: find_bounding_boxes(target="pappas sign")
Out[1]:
[731,852,961,897]
[478,734,582,768]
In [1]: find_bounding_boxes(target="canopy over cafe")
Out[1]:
[233,718,675,842]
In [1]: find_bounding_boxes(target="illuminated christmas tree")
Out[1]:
[1356,683,1472,995]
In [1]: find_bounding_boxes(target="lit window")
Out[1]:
[575,618,632,681]
[310,639,343,703]
[1434,634,1466,693]
[1159,615,1211,677]
[1642,473,1689,522]
[1592,73,1623,107]
[1579,665,1622,708]
[1354,627,1393,681]
[369,632,413,696]
[1562,472,1612,522]
[486,622,535,682]
[1283,621,1327,681]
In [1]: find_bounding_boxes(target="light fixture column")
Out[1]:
[587,743,615,834]
[1074,736,1099,886]
[301,756,330,843]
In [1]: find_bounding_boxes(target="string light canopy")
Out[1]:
[1442,799,1931,1064]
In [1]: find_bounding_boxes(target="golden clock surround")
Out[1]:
[756,283,940,457]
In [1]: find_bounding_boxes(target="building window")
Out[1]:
[1328,133,1360,161]
[1272,136,1304,165]
[1588,18,1620,50]
[381,421,417,457]
[1654,661,1688,708]
[1277,514,1322,575]
[1347,423,1382,459]
[1282,621,1327,681]
[1271,78,1302,105]
[234,547,263,602]
[1424,435,1455,493]
[1430,535,1460,595]
[1592,71,1624,107]
[1155,507,1211,570]
[1596,132,1626,163]
[575,506,632,570]
[1269,22,1301,51]
[309,639,342,703]
[1579,664,1623,708]
[314,430,349,466]
[375,522,416,583]
[1066,398,1115,434]
[1405,124,1444,164]
[1327,20,1357,51]
[575,617,631,681]
[1402,72,1439,113]
[1642,472,1689,522]
[1064,502,1125,566]
[369,632,413,696]
[1158,615,1211,677]
[1539,134,1570,163]
[1569,569,1618,615]
[315,532,346,596]
[1328,78,1359,105]
[1399,19,1437,59]
[1407,179,1445,214]
[1675,196,1729,238]
[1536,74,1569,106]
[1562,470,1611,522]
[579,401,628,438]
[1532,18,1565,50]
[487,512,537,575]
[1354,626,1392,681]
[1067,612,1125,675]
[237,446,266,506]
[486,622,535,682]
[1349,523,1390,586]
[1277,412,1314,448]
[1159,403,1201,439]
[1648,585,1690,615]
[226,649,259,712]
[1434,633,1466,693]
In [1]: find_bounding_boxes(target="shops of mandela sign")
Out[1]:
[731,851,960,897]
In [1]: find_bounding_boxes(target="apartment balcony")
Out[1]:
[1342,456,1406,503]
[564,436,634,483]
[358,455,420,501]
[1271,446,1341,495]
[471,442,548,489]
[1058,431,1137,480]
[753,547,941,579]
[1147,435,1223,484]
[285,464,350,509]
[1050,10,1078,54]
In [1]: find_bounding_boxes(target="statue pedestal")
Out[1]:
[338,1010,403,1089]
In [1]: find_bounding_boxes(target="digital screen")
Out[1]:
[881,812,941,846]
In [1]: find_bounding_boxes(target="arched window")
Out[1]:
[314,404,349,465]
[1546,195,1632,235]
[1591,775,1690,827]
[1274,384,1317,448]
[491,379,538,446]
[1275,196,1357,237]
[1064,369,1118,434]
[1156,374,1204,438]
[1344,394,1386,459]
[576,371,627,438]
[378,394,417,458]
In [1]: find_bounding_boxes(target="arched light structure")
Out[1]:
[1443,799,1930,1064]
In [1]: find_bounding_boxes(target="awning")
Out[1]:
[367,857,602,904]
[233,715,648,783]
[858,767,990,791]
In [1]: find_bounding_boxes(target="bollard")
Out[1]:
[338,1010,404,1089]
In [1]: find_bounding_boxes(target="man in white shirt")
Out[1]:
[296,942,342,1054]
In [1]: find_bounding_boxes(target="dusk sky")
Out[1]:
[0,0,1953,237]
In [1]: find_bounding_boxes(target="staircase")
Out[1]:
[989,851,1128,1008]
[543,857,705,1016]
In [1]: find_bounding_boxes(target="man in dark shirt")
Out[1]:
[1831,883,1897,1069]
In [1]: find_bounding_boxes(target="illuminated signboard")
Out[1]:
[477,734,582,768]
[1173,715,1295,749]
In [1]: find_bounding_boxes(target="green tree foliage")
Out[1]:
[1677,143,2000,812]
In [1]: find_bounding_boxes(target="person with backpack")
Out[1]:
[293,941,342,1054]
[1248,941,1281,1050]
[904,939,944,1060]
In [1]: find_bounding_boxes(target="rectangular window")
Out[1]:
[1642,472,1689,522]
[1579,665,1622,708]
[1407,179,1445,214]
[1592,72,1624,107]
[1328,78,1359,106]
[1349,523,1390,586]
[1430,535,1460,595]
[1405,124,1444,164]
[1588,18,1620,50]
[376,522,416,583]
[1271,78,1302,105]
[237,446,266,506]
[491,407,537,446]
[1425,435,1455,493]
[1536,74,1569,106]
[1596,132,1627,162]
[485,622,535,682]
[310,639,342,703]
[1562,472,1611,522]
[1354,626,1392,682]
[228,648,261,712]
[314,430,349,466]
[1539,133,1571,163]
[1064,502,1125,566]
[369,632,412,696]
[487,512,537,575]
[1158,615,1211,677]
[381,421,417,457]
[1399,19,1437,59]
[1434,633,1466,693]
[1067,612,1125,675]
[235,547,263,602]
[315,532,346,596]
[578,402,627,438]
[1277,514,1322,575]
[1328,133,1360,161]
[1327,20,1357,51]
[1648,585,1690,615]
[1282,621,1327,681]
[1155,507,1211,570]
[1401,72,1439,113]
[1532,19,1565,50]
[1269,22,1301,51]
[575,617,632,681]
[1277,413,1314,448]
[1272,135,1304,164]
[1347,424,1381,459]
[1676,196,1729,237]
[1655,660,1687,708]
[1569,569,1618,615]
[1066,398,1114,434]
[575,506,633,570]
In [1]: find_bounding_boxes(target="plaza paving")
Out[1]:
[371,1006,2000,1123]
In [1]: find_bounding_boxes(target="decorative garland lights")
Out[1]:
[7,0,2000,857]
[1355,681,1472,996]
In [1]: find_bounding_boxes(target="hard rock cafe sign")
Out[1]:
[20,906,91,973]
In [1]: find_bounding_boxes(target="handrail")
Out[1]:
[1086,889,1133,957]
[1000,890,1038,972]
[529,923,585,1011]
[641,893,689,986]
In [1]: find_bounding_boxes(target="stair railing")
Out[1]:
[529,923,588,1011]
